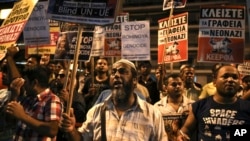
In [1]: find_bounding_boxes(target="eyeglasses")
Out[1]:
[57,74,65,78]
[111,68,129,75]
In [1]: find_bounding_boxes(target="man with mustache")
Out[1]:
[154,73,194,141]
[59,59,168,141]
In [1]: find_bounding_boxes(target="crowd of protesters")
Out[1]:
[0,45,250,141]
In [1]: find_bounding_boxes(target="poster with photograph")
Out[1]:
[54,30,93,61]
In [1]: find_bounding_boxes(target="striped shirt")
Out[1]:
[78,94,168,141]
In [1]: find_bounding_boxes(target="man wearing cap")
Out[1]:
[59,59,168,141]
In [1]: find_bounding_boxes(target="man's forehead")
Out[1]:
[112,63,128,68]
[168,77,182,82]
[219,67,238,74]
[183,67,194,71]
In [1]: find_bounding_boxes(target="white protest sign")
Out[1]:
[23,1,50,45]
[121,20,150,61]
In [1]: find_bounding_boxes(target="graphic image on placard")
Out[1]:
[107,38,121,50]
[209,37,232,54]
[165,41,179,55]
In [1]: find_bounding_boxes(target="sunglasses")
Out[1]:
[111,68,129,75]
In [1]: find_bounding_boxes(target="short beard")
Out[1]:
[217,88,237,98]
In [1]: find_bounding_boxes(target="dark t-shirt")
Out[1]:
[138,75,159,104]
[193,96,250,141]
[82,76,110,111]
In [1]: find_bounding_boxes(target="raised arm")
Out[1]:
[6,45,21,80]
[177,106,197,141]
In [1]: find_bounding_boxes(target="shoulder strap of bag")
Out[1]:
[101,102,107,141]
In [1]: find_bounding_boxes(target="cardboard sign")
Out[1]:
[0,0,38,60]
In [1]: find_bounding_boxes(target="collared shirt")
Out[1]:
[14,88,63,141]
[154,96,194,115]
[154,96,194,141]
[78,94,168,141]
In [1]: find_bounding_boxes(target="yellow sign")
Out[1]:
[0,0,38,60]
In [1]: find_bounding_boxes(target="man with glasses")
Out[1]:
[59,59,168,141]
[154,73,194,141]
[49,68,86,141]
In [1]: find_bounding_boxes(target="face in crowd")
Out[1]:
[110,61,137,103]
[213,65,240,98]
[181,66,195,84]
[164,74,184,98]
[95,58,109,74]
[139,62,151,76]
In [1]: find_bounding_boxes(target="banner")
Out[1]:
[158,12,188,64]
[121,20,150,61]
[0,0,38,60]
[197,6,245,63]
[47,0,118,25]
